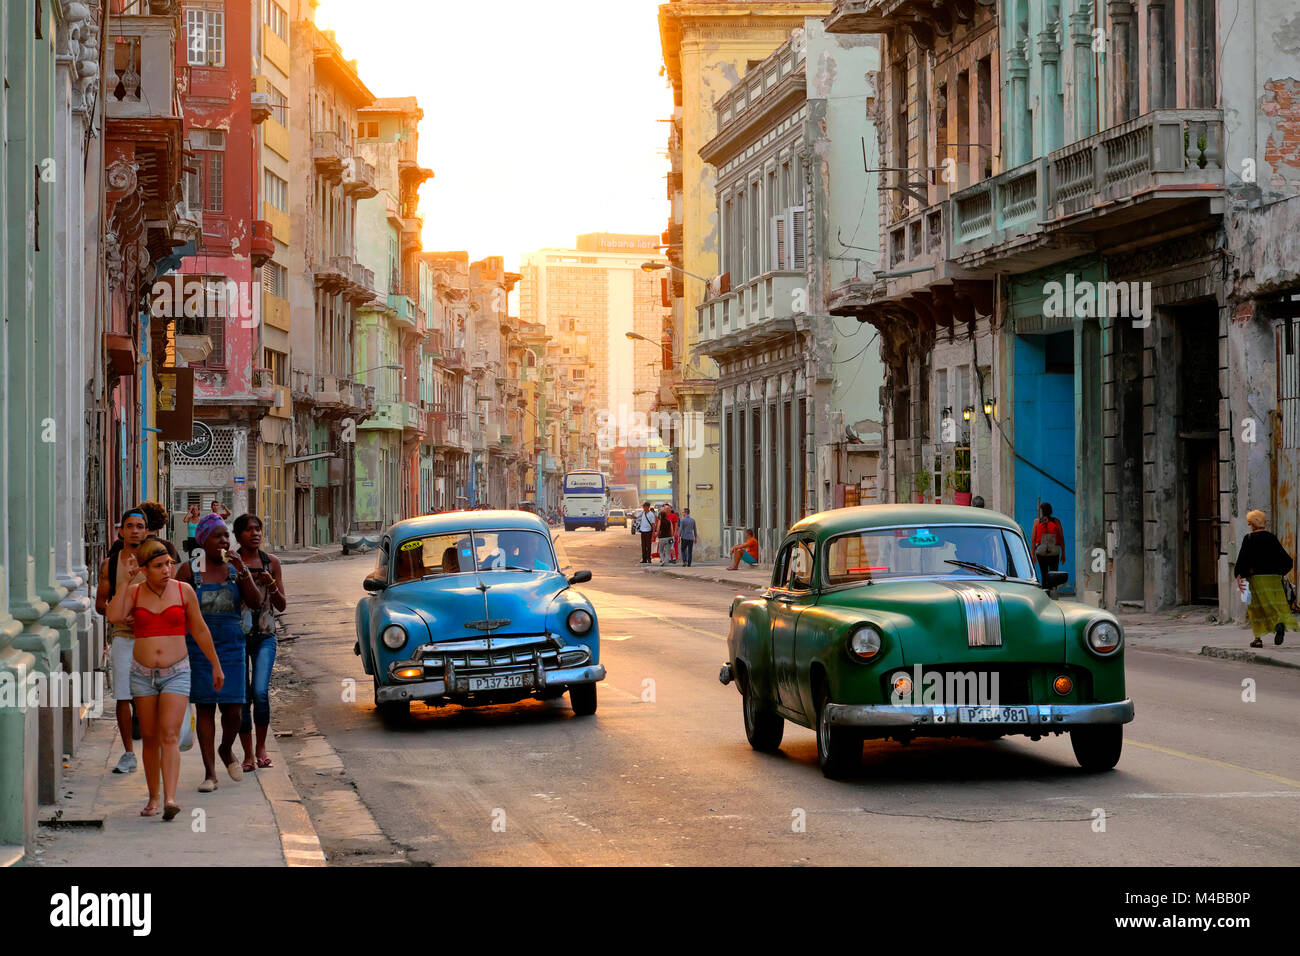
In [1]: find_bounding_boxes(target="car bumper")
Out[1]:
[374,664,606,704]
[824,699,1135,732]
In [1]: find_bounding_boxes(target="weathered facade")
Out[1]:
[698,20,883,560]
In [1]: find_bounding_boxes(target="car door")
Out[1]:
[769,537,817,715]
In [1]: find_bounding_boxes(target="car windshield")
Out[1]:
[391,529,557,583]
[823,525,1035,586]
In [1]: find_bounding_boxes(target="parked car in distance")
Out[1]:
[356,510,604,724]
[720,504,1134,778]
[608,508,627,527]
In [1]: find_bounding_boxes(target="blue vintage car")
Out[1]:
[355,510,604,723]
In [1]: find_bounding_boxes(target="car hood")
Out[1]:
[820,577,1066,664]
[388,571,567,641]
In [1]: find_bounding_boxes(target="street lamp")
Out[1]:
[354,363,403,377]
[640,260,711,284]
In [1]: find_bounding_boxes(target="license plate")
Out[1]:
[465,674,530,692]
[957,706,1028,723]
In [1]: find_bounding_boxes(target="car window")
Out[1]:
[788,541,815,591]
[824,525,1035,585]
[375,538,390,579]
[391,530,557,583]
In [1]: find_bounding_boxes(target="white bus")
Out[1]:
[562,470,607,532]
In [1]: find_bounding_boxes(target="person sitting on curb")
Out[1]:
[728,528,760,571]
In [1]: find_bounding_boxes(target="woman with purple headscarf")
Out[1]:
[177,512,265,792]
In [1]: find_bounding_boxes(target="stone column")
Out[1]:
[1147,1,1167,109]
[1007,34,1032,168]
[1068,2,1097,141]
[1107,1,1137,124]
[1037,22,1063,155]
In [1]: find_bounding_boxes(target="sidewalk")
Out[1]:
[27,695,324,867]
[649,563,1300,670]
[278,547,356,566]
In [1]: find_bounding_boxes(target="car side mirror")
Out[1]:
[363,575,387,592]
[568,570,592,585]
[1043,571,1068,590]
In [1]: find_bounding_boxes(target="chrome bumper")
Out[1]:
[374,664,606,704]
[824,699,1135,730]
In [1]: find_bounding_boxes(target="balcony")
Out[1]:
[312,131,345,181]
[400,209,423,240]
[250,367,276,402]
[443,346,466,371]
[695,271,805,361]
[315,375,345,409]
[341,157,378,198]
[250,91,273,125]
[291,369,314,402]
[1045,108,1225,236]
[345,263,375,304]
[314,254,352,294]
[424,328,444,358]
[404,402,425,437]
[948,158,1049,267]
[353,382,375,415]
[251,220,275,268]
[388,294,417,328]
[106,14,179,122]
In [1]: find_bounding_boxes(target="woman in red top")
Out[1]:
[1031,502,1066,587]
[107,537,224,820]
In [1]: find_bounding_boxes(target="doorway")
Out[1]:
[1177,304,1219,603]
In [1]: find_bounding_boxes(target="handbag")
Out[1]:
[179,704,196,752]
[1035,520,1062,558]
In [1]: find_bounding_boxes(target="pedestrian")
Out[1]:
[657,506,674,564]
[666,504,680,563]
[1031,502,1065,586]
[138,499,181,565]
[184,503,201,553]
[971,496,986,509]
[94,508,150,774]
[1234,509,1296,648]
[679,508,698,567]
[233,514,286,772]
[210,498,231,521]
[727,528,760,570]
[635,501,655,564]
[106,537,224,820]
[176,512,265,792]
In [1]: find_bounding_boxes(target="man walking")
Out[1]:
[635,501,655,564]
[679,508,698,567]
[94,508,150,774]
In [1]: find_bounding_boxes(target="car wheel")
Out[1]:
[815,683,860,779]
[1070,725,1123,771]
[741,676,783,752]
[569,682,597,716]
[373,677,409,726]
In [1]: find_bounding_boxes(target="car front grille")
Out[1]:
[416,635,590,676]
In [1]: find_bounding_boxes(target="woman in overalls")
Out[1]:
[177,513,266,792]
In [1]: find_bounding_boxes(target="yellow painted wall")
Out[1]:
[264,117,290,161]
[264,30,289,75]
[263,201,289,242]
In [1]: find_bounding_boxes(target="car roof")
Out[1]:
[789,503,1023,539]
[387,510,551,540]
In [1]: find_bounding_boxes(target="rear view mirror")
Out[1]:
[363,576,387,592]
[568,570,592,585]
[1043,571,1068,590]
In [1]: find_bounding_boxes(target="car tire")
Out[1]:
[374,677,410,726]
[569,682,597,716]
[741,677,783,752]
[1070,725,1123,771]
[815,683,860,779]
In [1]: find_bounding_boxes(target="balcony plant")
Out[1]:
[912,468,931,504]
[952,470,972,506]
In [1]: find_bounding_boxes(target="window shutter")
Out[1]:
[789,206,807,270]
[770,213,786,271]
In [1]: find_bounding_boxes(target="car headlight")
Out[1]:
[1085,619,1122,656]
[381,624,407,650]
[567,609,593,635]
[847,624,883,661]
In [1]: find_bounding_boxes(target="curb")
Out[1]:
[256,732,327,866]
[651,566,767,591]
[1199,645,1300,670]
[279,550,357,566]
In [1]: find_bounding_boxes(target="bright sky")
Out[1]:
[315,0,674,271]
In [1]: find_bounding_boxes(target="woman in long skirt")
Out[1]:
[177,513,265,791]
[1234,509,1296,648]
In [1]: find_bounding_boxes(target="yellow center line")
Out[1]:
[1127,739,1300,790]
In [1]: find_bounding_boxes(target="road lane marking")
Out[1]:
[595,602,726,641]
[1122,791,1300,799]
[1127,739,1300,790]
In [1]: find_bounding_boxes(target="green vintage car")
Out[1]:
[719,505,1134,778]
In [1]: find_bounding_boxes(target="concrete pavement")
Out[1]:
[27,688,324,867]
[644,560,1300,670]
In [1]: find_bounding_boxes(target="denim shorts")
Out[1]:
[110,633,135,701]
[129,658,191,698]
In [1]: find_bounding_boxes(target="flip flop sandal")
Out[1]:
[140,803,160,817]
[1250,639,1263,648]
[241,760,256,773]
[162,804,181,822]
[256,756,273,769]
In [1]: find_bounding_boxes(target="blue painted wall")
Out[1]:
[1013,332,1076,590]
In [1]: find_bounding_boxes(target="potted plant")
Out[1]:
[953,471,972,506]
[913,468,931,504]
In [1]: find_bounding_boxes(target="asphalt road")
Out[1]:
[273,527,1300,866]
